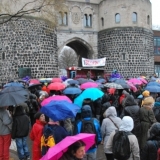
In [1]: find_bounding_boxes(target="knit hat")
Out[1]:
[142,90,150,97]
[143,96,155,105]
[34,112,43,120]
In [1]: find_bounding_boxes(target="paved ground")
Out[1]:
[9,138,106,160]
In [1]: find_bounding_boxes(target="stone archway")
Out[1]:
[58,37,94,67]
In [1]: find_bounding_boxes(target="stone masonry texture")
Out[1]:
[98,27,154,78]
[0,18,58,83]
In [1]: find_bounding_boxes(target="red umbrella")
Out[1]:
[51,78,62,83]
[29,79,40,84]
[47,82,65,91]
[80,82,98,90]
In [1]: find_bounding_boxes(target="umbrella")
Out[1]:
[126,81,137,92]
[28,83,42,89]
[74,88,104,108]
[145,85,160,93]
[128,78,143,85]
[29,79,40,84]
[41,133,96,160]
[96,78,106,84]
[137,78,148,84]
[63,87,82,95]
[68,80,79,85]
[77,78,94,85]
[41,95,72,106]
[114,79,130,89]
[0,86,29,107]
[47,82,65,91]
[40,100,80,121]
[63,79,73,86]
[4,82,24,88]
[104,83,123,89]
[51,78,62,83]
[80,82,98,90]
[147,81,160,87]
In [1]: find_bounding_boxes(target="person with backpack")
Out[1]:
[73,105,102,160]
[105,116,140,160]
[141,123,160,160]
[11,106,30,160]
[41,118,69,156]
[101,106,122,160]
[30,112,46,160]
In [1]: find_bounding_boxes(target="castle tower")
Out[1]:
[98,0,154,77]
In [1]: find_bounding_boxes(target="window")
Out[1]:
[115,13,120,23]
[147,15,150,25]
[2,52,5,60]
[63,12,68,26]
[101,17,104,26]
[84,14,92,27]
[132,12,137,23]
[122,53,126,60]
[58,12,63,25]
[154,37,160,54]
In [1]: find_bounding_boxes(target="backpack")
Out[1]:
[41,125,55,155]
[80,118,97,148]
[112,131,132,160]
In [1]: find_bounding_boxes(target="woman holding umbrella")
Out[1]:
[59,140,86,160]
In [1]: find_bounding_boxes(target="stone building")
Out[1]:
[0,0,154,82]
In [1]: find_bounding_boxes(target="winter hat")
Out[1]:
[142,90,150,97]
[81,105,92,118]
[34,111,43,120]
[143,96,155,105]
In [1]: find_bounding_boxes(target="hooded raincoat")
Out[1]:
[101,106,122,153]
[105,116,140,160]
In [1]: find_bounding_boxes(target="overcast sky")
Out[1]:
[150,0,160,27]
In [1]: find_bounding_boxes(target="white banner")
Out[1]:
[82,57,106,67]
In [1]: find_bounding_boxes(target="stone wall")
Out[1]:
[0,18,58,83]
[98,27,154,77]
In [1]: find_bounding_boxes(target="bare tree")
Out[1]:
[0,0,66,25]
[58,46,78,69]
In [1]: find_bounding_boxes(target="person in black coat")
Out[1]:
[120,94,141,144]
[12,106,30,160]
[141,123,160,160]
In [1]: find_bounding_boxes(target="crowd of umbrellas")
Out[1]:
[1,75,160,160]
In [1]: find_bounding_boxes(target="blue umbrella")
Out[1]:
[114,79,130,89]
[74,88,104,108]
[108,78,119,82]
[40,100,80,121]
[96,79,106,83]
[145,85,160,93]
[63,87,82,95]
[68,80,79,85]
[147,81,160,87]
[4,82,24,88]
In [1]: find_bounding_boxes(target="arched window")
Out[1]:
[63,12,68,26]
[115,13,120,23]
[147,15,150,25]
[132,12,137,23]
[101,17,104,26]
[58,12,63,25]
[2,52,5,60]
[84,14,88,27]
[88,14,92,27]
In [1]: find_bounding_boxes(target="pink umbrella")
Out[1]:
[80,82,98,90]
[126,81,137,92]
[51,78,62,83]
[41,133,96,160]
[47,82,66,91]
[41,95,72,106]
[29,79,40,84]
[128,78,143,85]
[138,78,148,84]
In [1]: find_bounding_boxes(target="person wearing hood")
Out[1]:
[120,94,141,144]
[141,123,160,160]
[101,106,122,160]
[105,116,140,160]
[139,96,157,150]
[73,105,102,160]
[11,106,30,160]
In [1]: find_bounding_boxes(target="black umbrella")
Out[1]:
[0,86,29,107]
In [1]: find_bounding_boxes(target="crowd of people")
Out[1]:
[0,75,160,160]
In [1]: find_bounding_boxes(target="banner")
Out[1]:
[82,57,106,67]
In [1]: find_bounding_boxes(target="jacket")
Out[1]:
[101,106,122,153]
[30,119,46,160]
[105,116,140,160]
[141,123,160,160]
[0,108,12,135]
[11,107,30,139]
